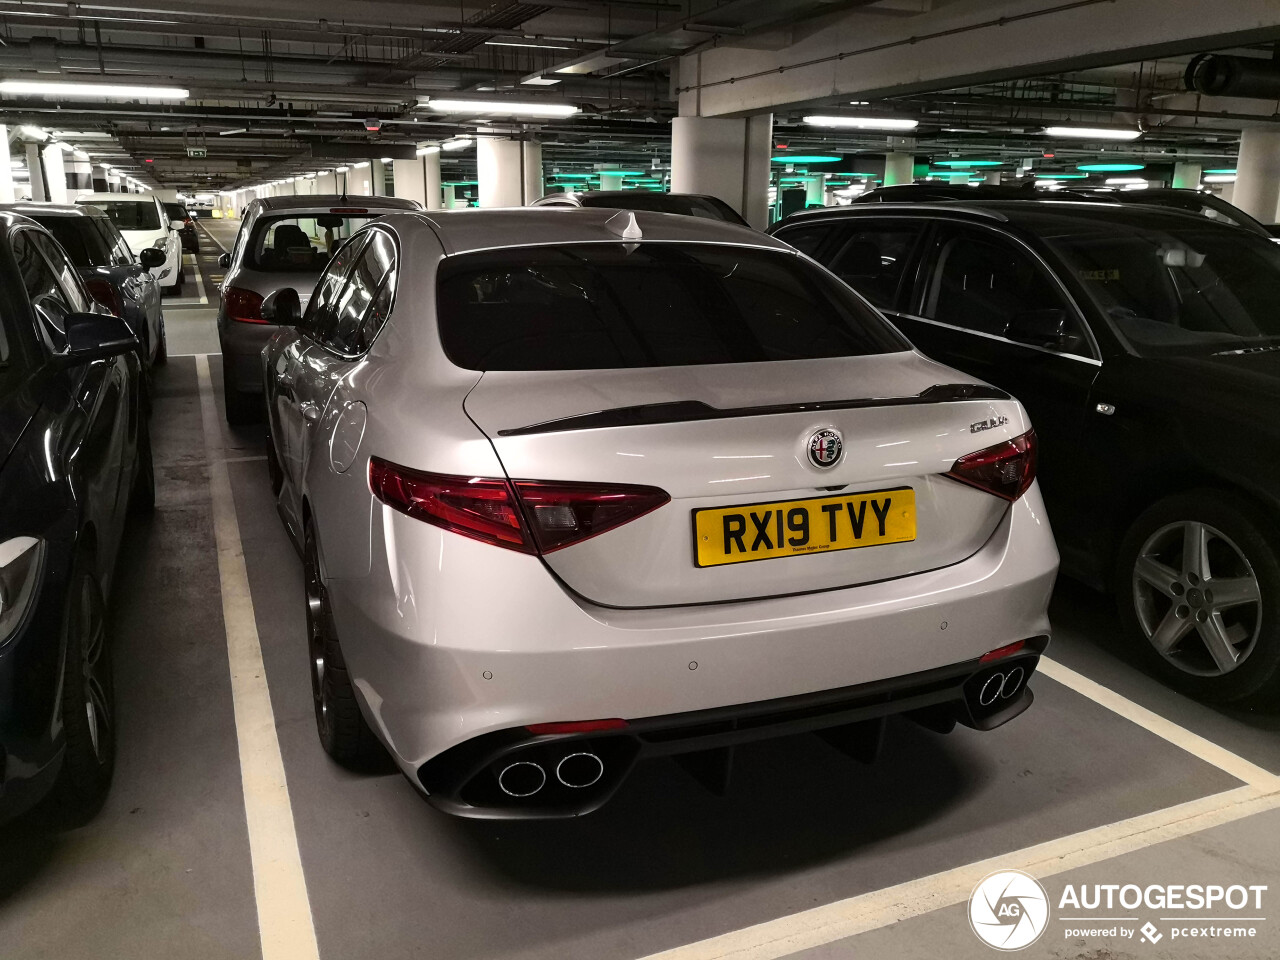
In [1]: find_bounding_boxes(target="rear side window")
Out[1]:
[95,201,161,231]
[315,231,397,355]
[823,221,926,309]
[33,215,112,267]
[437,243,906,371]
[14,231,72,350]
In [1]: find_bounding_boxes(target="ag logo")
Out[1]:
[968,869,1049,951]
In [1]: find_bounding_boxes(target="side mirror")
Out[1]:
[169,219,185,231]
[60,312,139,364]
[1005,308,1082,352]
[261,288,301,326]
[139,247,165,270]
[217,252,230,268]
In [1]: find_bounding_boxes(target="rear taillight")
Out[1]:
[946,430,1037,502]
[224,286,267,323]
[368,458,669,554]
[980,640,1026,663]
[84,277,124,317]
[512,479,669,553]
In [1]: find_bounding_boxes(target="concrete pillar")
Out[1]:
[522,142,543,202]
[442,184,458,209]
[372,160,388,197]
[599,169,625,191]
[981,170,1002,185]
[883,152,915,186]
[477,131,524,208]
[1233,127,1280,223]
[947,172,969,185]
[392,158,426,206]
[804,176,825,207]
[1172,162,1202,189]
[67,155,93,193]
[105,170,120,193]
[26,143,46,202]
[349,163,372,196]
[671,113,772,229]
[0,127,12,203]
[424,149,443,209]
[316,172,336,194]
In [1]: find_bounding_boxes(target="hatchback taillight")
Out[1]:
[84,277,124,317]
[224,286,267,323]
[368,458,669,554]
[945,430,1037,502]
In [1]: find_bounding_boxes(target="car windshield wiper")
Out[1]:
[496,383,1010,437]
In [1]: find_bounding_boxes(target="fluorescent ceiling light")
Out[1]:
[1105,177,1147,185]
[379,157,392,163]
[352,161,370,168]
[484,40,573,50]
[521,76,561,86]
[1043,125,1141,141]
[417,145,441,156]
[334,166,349,173]
[419,97,579,118]
[19,125,47,141]
[803,115,918,131]
[0,80,188,100]
[441,137,473,151]
[52,130,111,139]
[1204,174,1237,183]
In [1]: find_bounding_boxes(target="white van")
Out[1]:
[74,193,183,294]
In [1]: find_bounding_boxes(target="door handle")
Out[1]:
[300,401,320,423]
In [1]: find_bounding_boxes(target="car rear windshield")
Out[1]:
[246,213,377,273]
[33,215,112,267]
[95,201,160,231]
[1042,216,1280,355]
[437,242,907,370]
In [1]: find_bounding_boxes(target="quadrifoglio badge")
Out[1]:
[967,870,1269,950]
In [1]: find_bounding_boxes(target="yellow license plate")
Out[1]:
[693,488,916,568]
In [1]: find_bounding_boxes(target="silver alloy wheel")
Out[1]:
[1133,520,1263,677]
[79,576,111,761]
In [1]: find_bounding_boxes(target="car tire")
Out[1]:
[153,317,168,366]
[304,522,384,768]
[42,560,116,824]
[222,362,260,425]
[130,414,156,515]
[1116,490,1280,706]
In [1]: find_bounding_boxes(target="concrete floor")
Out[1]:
[3,217,1280,959]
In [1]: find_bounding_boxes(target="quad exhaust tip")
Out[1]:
[556,752,604,789]
[977,666,1026,707]
[498,760,546,797]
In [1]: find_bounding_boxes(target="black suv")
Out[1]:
[771,200,1280,706]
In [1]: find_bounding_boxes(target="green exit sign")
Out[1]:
[187,147,207,158]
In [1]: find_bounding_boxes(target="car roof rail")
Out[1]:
[788,202,1010,223]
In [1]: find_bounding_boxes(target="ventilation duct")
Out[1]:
[1185,53,1280,99]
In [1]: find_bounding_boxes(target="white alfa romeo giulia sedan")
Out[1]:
[260,208,1058,819]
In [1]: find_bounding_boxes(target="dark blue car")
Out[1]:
[0,211,152,823]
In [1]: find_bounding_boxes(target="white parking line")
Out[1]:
[1038,656,1280,787]
[195,354,320,960]
[637,783,1280,960]
[641,657,1280,960]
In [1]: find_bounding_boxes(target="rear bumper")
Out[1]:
[418,643,1045,819]
[324,483,1059,817]
[217,319,278,394]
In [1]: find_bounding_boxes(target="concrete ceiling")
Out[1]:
[0,0,1275,191]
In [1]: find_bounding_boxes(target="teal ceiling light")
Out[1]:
[1204,168,1237,175]
[770,154,841,163]
[931,159,1003,168]
[1077,162,1145,172]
